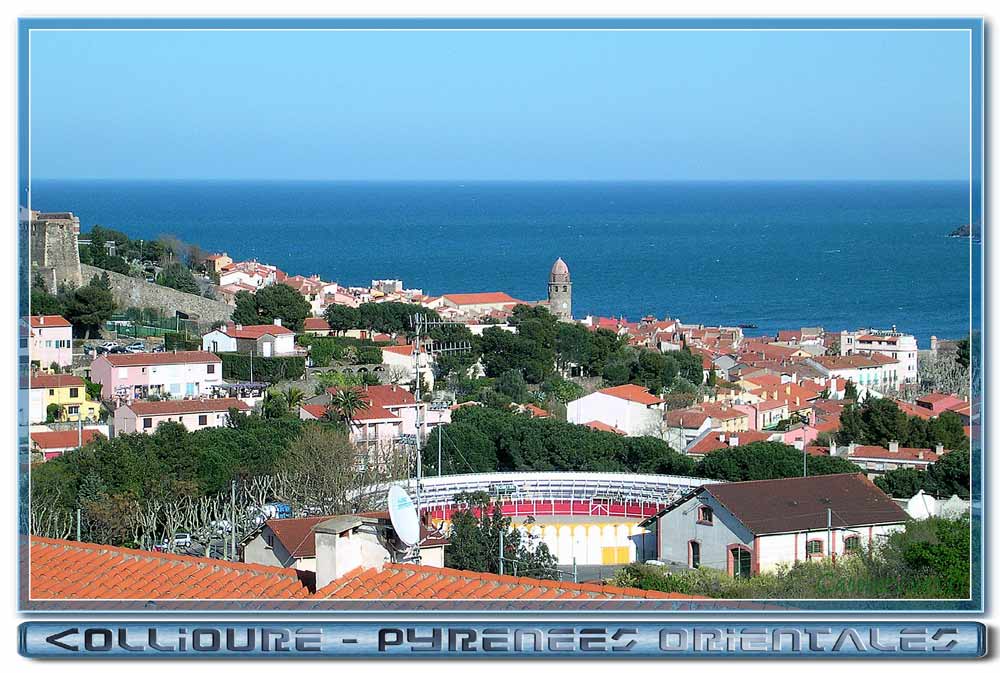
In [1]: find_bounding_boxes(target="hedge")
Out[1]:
[219,353,306,383]
[298,336,382,367]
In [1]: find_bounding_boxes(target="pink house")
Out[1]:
[30,315,73,370]
[114,398,251,434]
[90,351,223,403]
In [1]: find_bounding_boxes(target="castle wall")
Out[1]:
[31,219,82,289]
[81,264,234,324]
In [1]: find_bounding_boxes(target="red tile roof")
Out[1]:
[664,409,710,429]
[809,444,945,463]
[300,404,328,420]
[29,536,314,600]
[441,292,521,306]
[381,344,415,357]
[303,317,331,331]
[102,351,221,367]
[811,355,887,370]
[583,420,627,435]
[30,315,72,328]
[224,323,295,339]
[30,374,85,389]
[29,537,696,601]
[256,514,447,560]
[328,385,416,408]
[30,429,105,450]
[313,563,694,600]
[686,430,772,455]
[597,384,662,406]
[125,398,251,417]
[522,404,551,418]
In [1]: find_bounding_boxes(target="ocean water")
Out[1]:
[30,180,973,345]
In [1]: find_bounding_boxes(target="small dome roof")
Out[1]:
[550,257,570,281]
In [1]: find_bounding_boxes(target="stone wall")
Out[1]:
[81,264,234,324]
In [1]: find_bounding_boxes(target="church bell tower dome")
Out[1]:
[547,257,572,321]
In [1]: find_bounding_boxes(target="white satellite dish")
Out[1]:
[387,485,420,547]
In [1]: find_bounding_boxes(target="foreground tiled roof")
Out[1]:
[303,317,331,331]
[103,351,221,367]
[314,563,694,600]
[29,537,313,599]
[582,420,627,435]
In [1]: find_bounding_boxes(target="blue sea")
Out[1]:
[30,180,973,345]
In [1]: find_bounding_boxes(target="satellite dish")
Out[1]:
[387,485,420,546]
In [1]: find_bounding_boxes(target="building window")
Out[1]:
[689,541,701,569]
[48,389,55,396]
[69,387,79,398]
[67,406,79,415]
[265,534,274,549]
[143,418,152,429]
[697,506,714,525]
[731,547,752,578]
[844,536,861,554]
[198,414,208,426]
[806,540,824,557]
[207,364,216,374]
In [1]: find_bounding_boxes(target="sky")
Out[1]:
[29,29,972,181]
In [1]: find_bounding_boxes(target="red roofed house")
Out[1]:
[30,428,105,461]
[29,315,73,371]
[567,384,665,437]
[380,343,435,389]
[203,252,233,275]
[439,292,523,317]
[90,351,223,403]
[915,392,967,416]
[808,354,904,393]
[583,420,628,435]
[302,317,333,337]
[684,429,773,458]
[202,319,296,357]
[840,328,919,385]
[643,473,908,577]
[808,441,948,475]
[29,373,104,424]
[114,398,251,434]
[303,384,450,445]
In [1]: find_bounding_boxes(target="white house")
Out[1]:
[808,354,904,394]
[113,397,251,434]
[380,344,435,390]
[202,320,296,357]
[643,473,908,577]
[567,384,665,437]
[840,328,919,385]
[30,315,73,371]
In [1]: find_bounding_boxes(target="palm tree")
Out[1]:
[285,387,306,411]
[261,390,288,419]
[326,388,369,429]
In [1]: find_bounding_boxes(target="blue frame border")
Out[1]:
[16,16,985,616]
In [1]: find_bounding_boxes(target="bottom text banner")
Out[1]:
[19,621,985,659]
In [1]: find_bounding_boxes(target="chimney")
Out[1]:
[39,316,44,325]
[847,443,856,457]
[313,515,385,590]
[935,443,945,456]
[273,318,282,327]
[888,441,899,453]
[728,435,738,447]
[917,451,925,461]
[235,324,243,331]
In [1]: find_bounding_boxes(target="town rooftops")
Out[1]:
[30,429,104,451]
[221,323,295,339]
[597,384,662,406]
[381,344,415,357]
[327,384,416,408]
[102,351,222,367]
[664,409,710,429]
[30,315,72,328]
[647,473,908,536]
[685,430,772,455]
[30,374,86,389]
[808,444,945,463]
[441,292,521,306]
[29,536,692,601]
[125,398,251,417]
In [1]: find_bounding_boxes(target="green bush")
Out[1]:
[219,353,305,383]
[163,332,201,351]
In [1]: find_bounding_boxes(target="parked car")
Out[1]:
[100,341,118,351]
[644,559,666,567]
[172,532,192,548]
[125,342,146,353]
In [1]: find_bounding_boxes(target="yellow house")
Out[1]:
[29,374,103,423]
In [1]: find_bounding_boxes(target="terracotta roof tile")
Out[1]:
[125,398,251,416]
[102,351,221,367]
[597,384,662,406]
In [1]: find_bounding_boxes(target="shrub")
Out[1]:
[219,353,306,383]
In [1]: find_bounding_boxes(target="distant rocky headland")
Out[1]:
[949,223,980,241]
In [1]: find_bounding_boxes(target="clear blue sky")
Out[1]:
[29,29,971,180]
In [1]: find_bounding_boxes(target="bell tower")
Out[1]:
[547,257,572,321]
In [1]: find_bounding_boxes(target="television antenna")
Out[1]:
[408,313,474,510]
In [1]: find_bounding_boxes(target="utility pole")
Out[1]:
[827,507,833,561]
[438,424,443,477]
[499,527,505,576]
[75,509,81,542]
[249,350,254,384]
[230,479,237,562]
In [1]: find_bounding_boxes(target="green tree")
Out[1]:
[445,491,558,580]
[495,369,529,403]
[324,304,360,335]
[694,441,859,481]
[874,468,928,498]
[844,380,859,401]
[155,262,201,295]
[926,447,970,498]
[233,284,312,332]
[956,338,970,370]
[63,273,116,338]
[326,388,370,429]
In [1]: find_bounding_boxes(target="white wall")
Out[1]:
[567,392,660,437]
